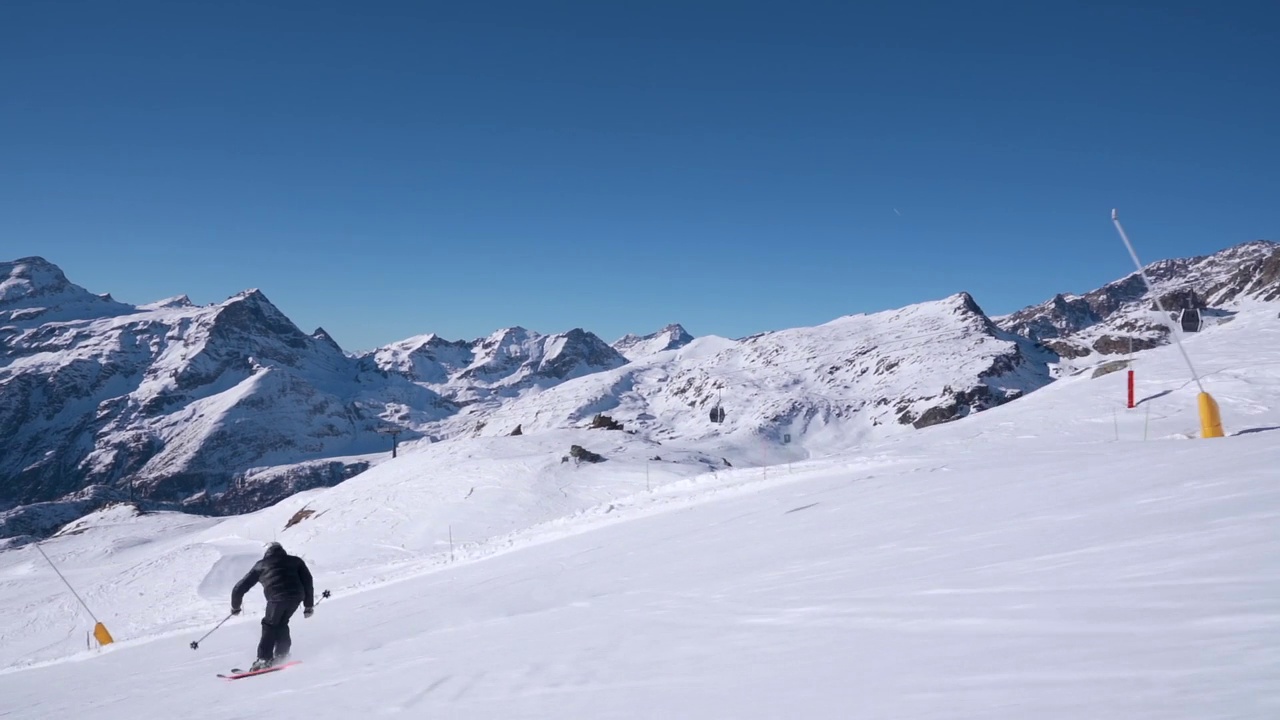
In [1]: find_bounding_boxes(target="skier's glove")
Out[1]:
[303,606,314,618]
[231,606,241,616]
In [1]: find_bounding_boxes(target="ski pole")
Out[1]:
[190,613,233,650]
[192,590,330,648]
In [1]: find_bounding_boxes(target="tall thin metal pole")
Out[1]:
[1111,209,1205,393]
[34,543,100,623]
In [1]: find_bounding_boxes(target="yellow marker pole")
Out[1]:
[34,542,114,646]
[1197,392,1224,439]
[1111,210,1224,438]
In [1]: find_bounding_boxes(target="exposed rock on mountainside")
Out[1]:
[0,266,450,534]
[998,240,1279,357]
[567,444,606,463]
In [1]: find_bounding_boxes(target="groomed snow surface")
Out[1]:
[2,306,1279,718]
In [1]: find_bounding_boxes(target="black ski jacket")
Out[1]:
[232,545,314,610]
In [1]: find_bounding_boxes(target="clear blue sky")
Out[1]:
[2,0,1277,351]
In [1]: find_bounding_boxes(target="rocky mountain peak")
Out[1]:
[311,327,344,353]
[536,328,627,380]
[0,257,135,326]
[613,323,695,360]
[0,256,73,304]
[208,289,309,348]
[950,292,985,317]
[140,295,195,310]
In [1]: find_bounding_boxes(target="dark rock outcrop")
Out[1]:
[567,445,606,463]
[589,414,624,431]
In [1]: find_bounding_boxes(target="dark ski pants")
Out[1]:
[257,599,301,662]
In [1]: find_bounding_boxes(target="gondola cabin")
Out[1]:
[709,405,726,424]
[1178,308,1203,333]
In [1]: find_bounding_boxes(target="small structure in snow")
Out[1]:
[376,426,402,458]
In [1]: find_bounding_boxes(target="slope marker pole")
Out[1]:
[1110,209,1223,438]
[34,542,114,646]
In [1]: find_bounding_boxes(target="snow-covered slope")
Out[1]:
[476,292,1053,455]
[0,427,728,666]
[0,305,1277,718]
[376,291,1057,458]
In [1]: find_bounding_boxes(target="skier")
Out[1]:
[231,542,315,671]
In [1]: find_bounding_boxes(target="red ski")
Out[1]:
[218,660,301,680]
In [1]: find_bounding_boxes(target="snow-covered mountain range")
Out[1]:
[2,240,1277,540]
